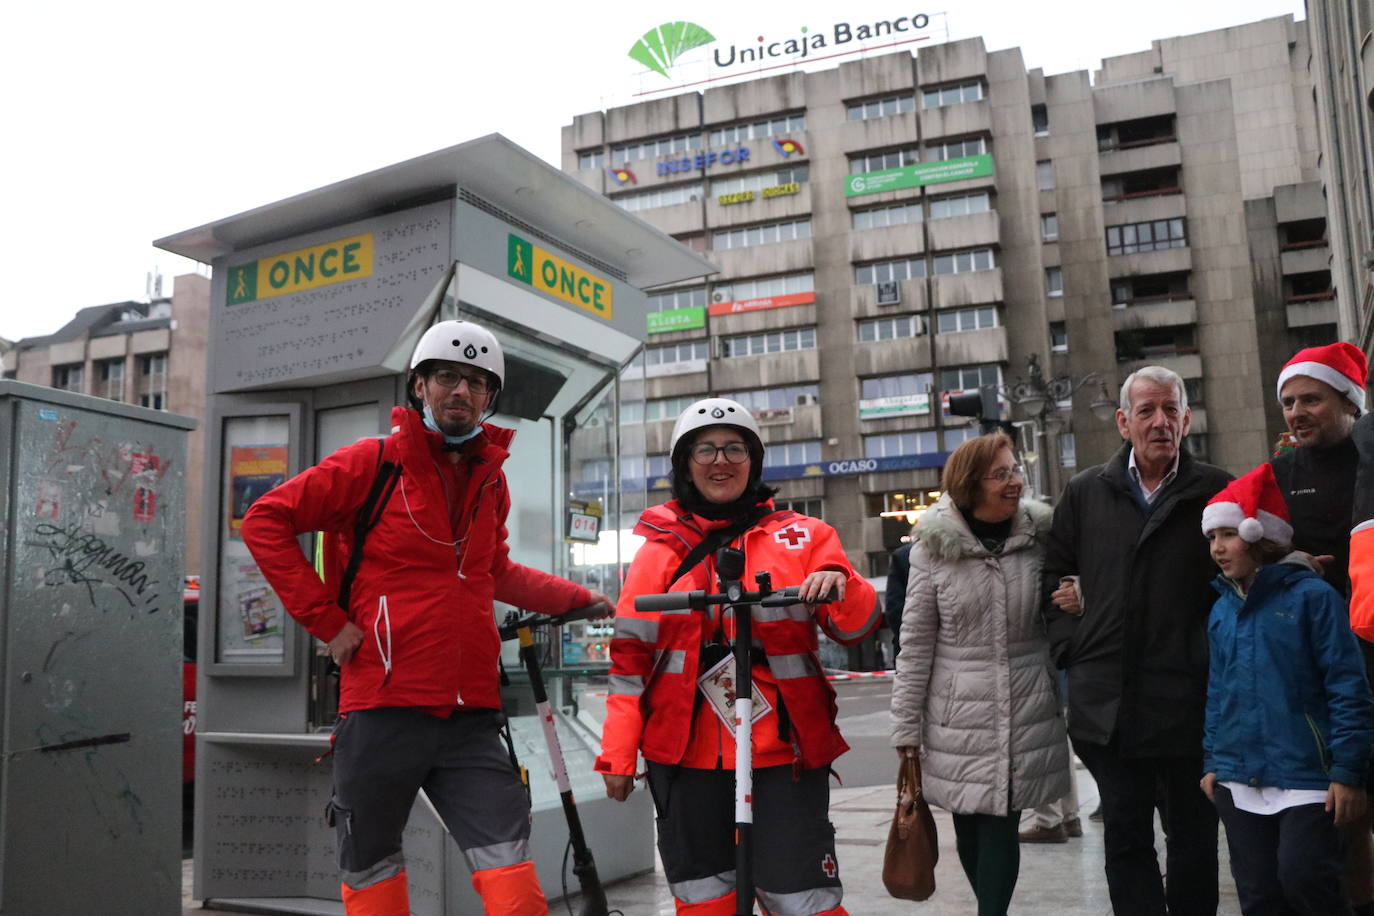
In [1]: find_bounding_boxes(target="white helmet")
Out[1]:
[410,320,504,387]
[670,397,762,458]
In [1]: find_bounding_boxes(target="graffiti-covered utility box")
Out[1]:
[0,380,194,915]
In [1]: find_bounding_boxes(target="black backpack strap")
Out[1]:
[337,438,402,610]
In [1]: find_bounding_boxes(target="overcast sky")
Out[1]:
[0,0,1305,343]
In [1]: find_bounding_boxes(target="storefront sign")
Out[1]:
[845,154,993,198]
[659,148,750,175]
[226,234,373,306]
[763,182,801,198]
[859,393,931,420]
[647,305,707,334]
[708,290,814,316]
[718,191,755,205]
[762,451,949,480]
[507,234,613,319]
[754,406,794,424]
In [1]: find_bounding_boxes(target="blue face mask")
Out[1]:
[422,403,482,445]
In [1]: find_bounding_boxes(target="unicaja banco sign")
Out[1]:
[629,14,931,83]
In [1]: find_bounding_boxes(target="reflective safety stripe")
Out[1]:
[462,837,530,873]
[342,851,405,889]
[614,617,659,641]
[756,886,845,916]
[340,870,409,915]
[754,603,812,623]
[670,870,736,904]
[825,602,882,642]
[652,649,687,674]
[769,652,821,679]
[609,674,644,696]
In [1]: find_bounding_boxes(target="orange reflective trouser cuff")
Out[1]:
[676,891,736,914]
[341,870,408,916]
[1352,523,1374,640]
[470,860,548,915]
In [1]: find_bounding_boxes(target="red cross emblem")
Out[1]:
[773,524,811,550]
[821,853,837,878]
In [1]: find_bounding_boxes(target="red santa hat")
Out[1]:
[1201,463,1293,544]
[1275,342,1368,416]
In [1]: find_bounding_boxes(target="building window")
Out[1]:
[861,372,933,400]
[847,95,916,120]
[1031,104,1050,136]
[926,137,988,161]
[712,218,812,250]
[945,426,978,450]
[858,315,923,342]
[722,327,818,358]
[1050,321,1068,352]
[763,440,822,467]
[1045,266,1063,297]
[578,149,605,170]
[937,307,997,334]
[941,364,1001,395]
[644,340,710,377]
[1106,218,1187,256]
[621,455,673,481]
[613,183,703,212]
[709,113,806,145]
[713,272,813,303]
[855,257,926,285]
[723,384,820,411]
[98,358,124,401]
[849,148,920,173]
[1041,213,1058,241]
[610,132,703,165]
[1036,160,1055,191]
[1184,433,1208,462]
[634,396,699,424]
[1114,325,1197,362]
[1058,432,1077,468]
[710,166,809,197]
[1184,376,1205,406]
[53,363,84,393]
[929,191,990,220]
[864,430,940,458]
[775,497,823,518]
[922,81,984,108]
[852,201,923,230]
[137,353,167,409]
[647,286,707,311]
[932,248,995,275]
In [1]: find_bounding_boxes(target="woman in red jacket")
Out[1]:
[597,398,880,916]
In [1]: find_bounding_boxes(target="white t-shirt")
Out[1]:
[1221,782,1328,815]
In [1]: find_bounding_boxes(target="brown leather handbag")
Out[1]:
[882,751,939,901]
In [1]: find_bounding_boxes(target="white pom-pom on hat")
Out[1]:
[1238,517,1265,543]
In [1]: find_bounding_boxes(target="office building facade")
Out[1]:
[562,15,1322,572]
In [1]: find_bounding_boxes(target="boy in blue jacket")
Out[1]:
[1200,462,1374,915]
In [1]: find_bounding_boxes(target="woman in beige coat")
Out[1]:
[890,432,1069,916]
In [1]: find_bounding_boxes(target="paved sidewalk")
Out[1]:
[184,767,1241,915]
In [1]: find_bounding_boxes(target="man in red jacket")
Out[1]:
[242,320,610,916]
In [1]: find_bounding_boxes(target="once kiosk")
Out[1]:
[156,134,715,913]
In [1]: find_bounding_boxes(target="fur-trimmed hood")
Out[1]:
[913,493,1053,560]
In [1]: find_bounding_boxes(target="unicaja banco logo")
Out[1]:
[629,21,716,79]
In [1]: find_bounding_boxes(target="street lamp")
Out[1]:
[1004,355,1117,497]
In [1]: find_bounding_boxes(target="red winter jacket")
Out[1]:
[241,406,591,713]
[595,500,880,774]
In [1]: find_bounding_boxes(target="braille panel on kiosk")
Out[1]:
[155,134,717,915]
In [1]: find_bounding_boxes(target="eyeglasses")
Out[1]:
[983,465,1026,483]
[430,368,492,395]
[690,442,751,465]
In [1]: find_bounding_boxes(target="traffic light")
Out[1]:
[948,387,1014,435]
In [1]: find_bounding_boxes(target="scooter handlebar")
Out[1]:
[633,584,837,612]
[633,590,707,612]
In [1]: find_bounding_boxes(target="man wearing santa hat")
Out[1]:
[1273,341,1374,916]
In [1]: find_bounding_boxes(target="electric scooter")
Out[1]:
[633,547,836,916]
[497,605,618,916]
